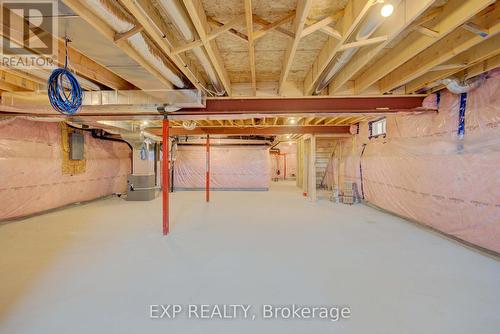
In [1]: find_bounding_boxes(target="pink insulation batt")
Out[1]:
[0,119,131,220]
[326,69,500,253]
[173,145,270,190]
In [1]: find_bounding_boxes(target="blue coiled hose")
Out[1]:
[47,40,83,115]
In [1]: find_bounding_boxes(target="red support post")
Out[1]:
[162,118,170,235]
[283,153,287,180]
[206,134,210,202]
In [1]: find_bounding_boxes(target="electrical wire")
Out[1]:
[47,38,83,115]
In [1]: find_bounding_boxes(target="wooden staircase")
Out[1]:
[315,138,336,188]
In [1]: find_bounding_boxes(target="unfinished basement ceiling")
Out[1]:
[64,0,498,96]
[0,0,497,100]
[201,0,348,83]
[55,1,171,90]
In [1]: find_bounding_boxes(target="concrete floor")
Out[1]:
[0,181,499,333]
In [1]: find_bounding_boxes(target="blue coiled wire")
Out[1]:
[47,39,82,115]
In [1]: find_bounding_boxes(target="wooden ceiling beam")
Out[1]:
[424,53,500,93]
[303,0,373,95]
[207,17,249,42]
[278,0,313,95]
[457,53,500,80]
[380,6,500,93]
[244,0,256,95]
[0,66,46,86]
[1,4,134,90]
[329,0,439,94]
[62,0,176,89]
[406,33,500,93]
[253,11,296,40]
[324,117,338,125]
[208,15,245,40]
[253,15,295,38]
[182,0,232,95]
[354,0,496,94]
[113,25,144,43]
[318,26,342,40]
[338,35,388,51]
[120,0,207,90]
[301,11,343,39]
[0,69,39,91]
[313,117,327,125]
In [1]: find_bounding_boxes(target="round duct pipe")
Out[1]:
[83,0,186,89]
[439,75,486,94]
[182,120,197,130]
[314,0,401,94]
[157,0,226,95]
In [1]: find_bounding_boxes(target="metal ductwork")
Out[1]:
[314,0,401,94]
[182,120,197,130]
[0,39,101,91]
[157,0,226,96]
[83,0,186,89]
[439,75,486,94]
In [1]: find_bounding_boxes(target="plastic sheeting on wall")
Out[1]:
[270,143,297,180]
[327,69,500,253]
[0,118,131,220]
[173,145,270,190]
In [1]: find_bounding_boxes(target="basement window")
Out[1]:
[369,118,386,139]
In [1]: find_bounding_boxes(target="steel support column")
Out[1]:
[206,134,210,202]
[162,118,170,235]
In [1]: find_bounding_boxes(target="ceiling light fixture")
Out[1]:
[289,118,296,124]
[381,3,394,17]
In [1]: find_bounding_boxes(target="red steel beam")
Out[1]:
[162,119,170,235]
[172,96,430,116]
[148,125,350,136]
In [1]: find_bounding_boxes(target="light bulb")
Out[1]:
[289,118,296,124]
[381,4,394,17]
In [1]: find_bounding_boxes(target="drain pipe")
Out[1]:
[158,0,226,95]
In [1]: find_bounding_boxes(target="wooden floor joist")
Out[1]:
[406,33,500,93]
[0,69,39,91]
[120,0,209,90]
[62,0,178,89]
[380,5,500,93]
[1,5,135,90]
[278,0,313,95]
[328,0,438,94]
[353,0,496,94]
[244,0,257,95]
[303,0,373,95]
[182,0,232,95]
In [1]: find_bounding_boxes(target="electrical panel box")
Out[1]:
[69,132,84,160]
